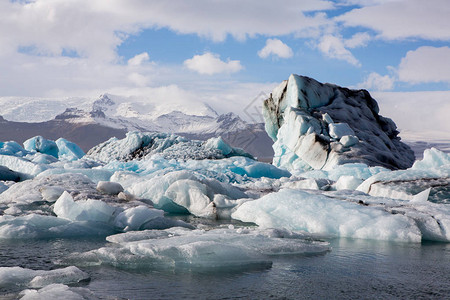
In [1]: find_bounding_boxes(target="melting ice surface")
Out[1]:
[0,131,449,298]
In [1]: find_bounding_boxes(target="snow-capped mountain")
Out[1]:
[0,94,274,159]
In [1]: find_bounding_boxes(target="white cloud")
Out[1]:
[127,52,150,66]
[0,0,334,63]
[397,46,450,84]
[317,35,361,66]
[258,39,293,59]
[357,72,394,91]
[344,32,371,48]
[183,52,243,75]
[337,0,450,41]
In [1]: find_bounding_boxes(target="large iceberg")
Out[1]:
[263,74,415,171]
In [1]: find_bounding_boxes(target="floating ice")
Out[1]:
[0,173,99,207]
[19,284,97,300]
[125,170,249,218]
[0,266,89,289]
[86,131,253,163]
[96,181,124,195]
[105,155,290,185]
[63,227,330,271]
[232,189,422,242]
[55,138,85,161]
[0,141,29,157]
[0,154,47,178]
[0,213,115,239]
[263,74,415,171]
[54,191,118,223]
[24,136,59,158]
[357,148,450,203]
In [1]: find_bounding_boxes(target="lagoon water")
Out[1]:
[1,227,449,299]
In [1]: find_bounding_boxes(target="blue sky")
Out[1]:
[0,0,449,136]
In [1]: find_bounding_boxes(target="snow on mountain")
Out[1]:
[0,94,275,159]
[0,93,218,124]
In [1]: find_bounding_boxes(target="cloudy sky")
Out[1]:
[0,0,449,138]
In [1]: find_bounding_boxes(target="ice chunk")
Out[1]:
[0,141,29,156]
[329,123,355,139]
[335,175,363,190]
[411,147,450,170]
[54,191,117,223]
[86,131,253,163]
[20,284,96,300]
[322,190,450,242]
[0,173,101,206]
[0,214,115,239]
[23,136,59,158]
[96,181,124,195]
[0,166,21,182]
[55,138,85,161]
[410,188,431,203]
[0,154,47,178]
[0,266,89,289]
[126,170,249,217]
[64,227,330,271]
[357,148,450,203]
[204,136,233,156]
[114,205,164,231]
[30,153,59,164]
[339,135,358,147]
[322,113,333,124]
[232,189,422,242]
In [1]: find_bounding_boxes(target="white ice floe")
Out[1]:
[357,148,450,203]
[232,189,422,242]
[232,188,450,242]
[62,227,330,271]
[0,266,89,289]
[19,284,97,300]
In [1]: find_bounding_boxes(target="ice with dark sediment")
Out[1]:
[263,74,415,172]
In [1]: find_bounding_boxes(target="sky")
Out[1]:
[0,0,449,138]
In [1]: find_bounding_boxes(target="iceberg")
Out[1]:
[263,74,415,171]
[55,138,85,161]
[232,189,422,242]
[86,131,253,163]
[232,188,450,242]
[23,136,59,158]
[124,170,249,218]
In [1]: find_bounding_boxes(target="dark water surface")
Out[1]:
[1,237,449,299]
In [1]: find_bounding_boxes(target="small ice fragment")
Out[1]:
[410,188,431,204]
[96,181,124,195]
[339,135,359,147]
